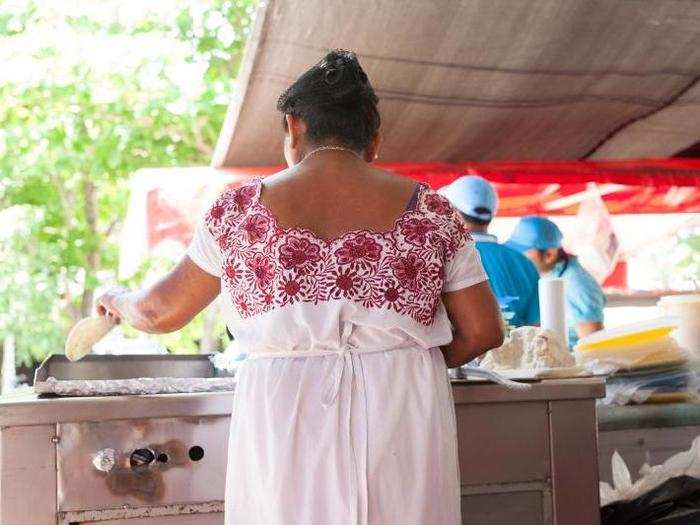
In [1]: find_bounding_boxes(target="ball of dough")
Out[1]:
[480,327,574,370]
[522,329,574,369]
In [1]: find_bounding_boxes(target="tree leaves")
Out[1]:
[0,0,257,366]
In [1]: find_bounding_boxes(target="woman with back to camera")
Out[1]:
[97,50,503,524]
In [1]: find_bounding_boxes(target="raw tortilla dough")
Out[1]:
[64,316,115,361]
[480,326,574,371]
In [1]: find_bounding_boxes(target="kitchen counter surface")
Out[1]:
[0,377,605,427]
[452,377,604,404]
[0,390,236,427]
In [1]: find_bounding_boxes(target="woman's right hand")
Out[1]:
[95,286,130,324]
[90,257,221,334]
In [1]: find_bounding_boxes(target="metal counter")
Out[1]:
[0,378,604,525]
[453,378,604,525]
[0,390,234,427]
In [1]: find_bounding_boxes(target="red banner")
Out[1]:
[120,160,699,277]
[217,158,700,216]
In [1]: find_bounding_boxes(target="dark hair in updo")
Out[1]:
[276,50,380,152]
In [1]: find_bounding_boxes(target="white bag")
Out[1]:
[601,436,700,506]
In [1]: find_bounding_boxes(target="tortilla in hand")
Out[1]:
[64,316,115,361]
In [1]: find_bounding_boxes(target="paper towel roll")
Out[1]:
[539,278,568,347]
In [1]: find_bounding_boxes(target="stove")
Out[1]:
[56,415,228,524]
[1,354,235,524]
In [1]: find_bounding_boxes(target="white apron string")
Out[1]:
[322,346,354,407]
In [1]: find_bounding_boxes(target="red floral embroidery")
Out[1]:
[245,252,275,288]
[382,280,408,315]
[279,235,322,270]
[217,231,230,250]
[424,193,452,215]
[384,286,400,302]
[390,253,426,291]
[278,277,304,306]
[399,217,438,246]
[224,261,242,283]
[329,268,360,299]
[237,299,249,314]
[336,272,354,291]
[242,213,270,244]
[233,184,257,210]
[335,234,382,267]
[205,180,473,326]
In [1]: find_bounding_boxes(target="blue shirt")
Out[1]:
[547,256,606,347]
[473,233,540,328]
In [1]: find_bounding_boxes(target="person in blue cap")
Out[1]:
[505,216,606,346]
[440,176,540,328]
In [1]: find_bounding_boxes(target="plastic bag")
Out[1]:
[210,340,248,378]
[599,367,698,406]
[601,476,700,524]
[601,437,700,507]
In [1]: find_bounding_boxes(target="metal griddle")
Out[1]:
[34,354,236,397]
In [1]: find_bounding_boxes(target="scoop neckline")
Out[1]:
[251,178,429,245]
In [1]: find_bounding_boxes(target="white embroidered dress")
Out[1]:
[187,179,487,525]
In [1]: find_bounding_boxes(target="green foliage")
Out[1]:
[673,232,700,285]
[0,0,257,366]
[0,2,37,36]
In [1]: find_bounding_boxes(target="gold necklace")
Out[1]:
[301,145,364,162]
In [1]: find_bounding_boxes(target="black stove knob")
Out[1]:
[129,448,155,469]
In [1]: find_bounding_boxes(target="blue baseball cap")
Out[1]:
[505,216,563,252]
[438,175,498,222]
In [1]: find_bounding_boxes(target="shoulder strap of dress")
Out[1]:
[251,177,264,201]
[406,183,428,211]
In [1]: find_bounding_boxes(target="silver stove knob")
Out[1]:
[92,448,118,473]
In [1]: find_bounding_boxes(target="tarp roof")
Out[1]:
[213,0,700,167]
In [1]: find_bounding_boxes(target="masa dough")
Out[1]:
[480,326,574,371]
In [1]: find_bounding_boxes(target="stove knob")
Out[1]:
[129,448,155,469]
[92,448,118,473]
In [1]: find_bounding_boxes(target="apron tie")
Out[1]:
[319,342,366,524]
[322,346,355,407]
